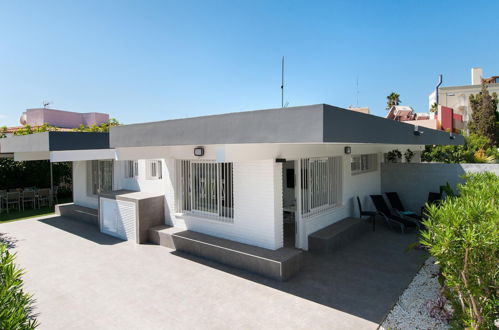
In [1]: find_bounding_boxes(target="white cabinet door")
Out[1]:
[100,198,136,241]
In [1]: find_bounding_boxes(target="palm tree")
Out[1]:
[386,92,401,110]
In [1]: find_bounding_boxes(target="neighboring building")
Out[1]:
[19,108,109,128]
[428,67,499,129]
[0,104,464,278]
[386,105,463,133]
[347,106,370,114]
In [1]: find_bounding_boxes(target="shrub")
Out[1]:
[0,244,38,329]
[421,172,499,329]
[422,134,498,164]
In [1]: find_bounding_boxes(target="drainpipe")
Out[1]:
[435,74,443,105]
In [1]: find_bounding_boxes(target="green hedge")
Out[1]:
[0,159,72,196]
[421,172,499,329]
[0,244,38,329]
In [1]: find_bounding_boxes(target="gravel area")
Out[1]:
[381,257,451,330]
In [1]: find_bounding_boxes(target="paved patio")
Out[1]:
[0,216,426,329]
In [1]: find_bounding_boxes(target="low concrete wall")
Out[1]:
[381,163,499,214]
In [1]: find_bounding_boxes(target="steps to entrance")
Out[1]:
[149,225,303,281]
[308,217,370,254]
[55,203,98,227]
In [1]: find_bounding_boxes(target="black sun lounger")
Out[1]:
[370,195,420,233]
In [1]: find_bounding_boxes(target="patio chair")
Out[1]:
[370,195,420,233]
[384,192,420,220]
[22,190,37,211]
[52,186,59,204]
[37,188,51,207]
[5,192,21,213]
[0,190,5,214]
[356,196,376,231]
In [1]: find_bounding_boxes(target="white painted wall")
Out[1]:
[72,161,98,209]
[71,143,425,250]
[169,159,283,250]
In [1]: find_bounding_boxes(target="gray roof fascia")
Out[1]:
[322,105,464,145]
[0,132,110,153]
[110,104,464,148]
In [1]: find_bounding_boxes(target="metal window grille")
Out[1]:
[124,160,138,178]
[90,160,114,195]
[175,160,234,222]
[300,156,342,218]
[351,154,378,175]
[146,160,162,180]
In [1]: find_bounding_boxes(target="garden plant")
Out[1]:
[421,172,498,329]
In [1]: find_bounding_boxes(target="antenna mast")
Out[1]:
[356,76,359,107]
[281,56,284,108]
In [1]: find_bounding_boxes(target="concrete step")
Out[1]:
[148,225,185,249]
[55,203,99,227]
[308,217,370,254]
[148,226,303,281]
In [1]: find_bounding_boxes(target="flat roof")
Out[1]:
[110,104,464,147]
[0,132,110,153]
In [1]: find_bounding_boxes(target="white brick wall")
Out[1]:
[169,159,283,250]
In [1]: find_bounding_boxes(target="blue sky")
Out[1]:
[1,0,498,126]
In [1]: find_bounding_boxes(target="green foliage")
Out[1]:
[0,159,72,194]
[420,173,499,329]
[12,123,59,136]
[0,126,7,139]
[73,118,120,132]
[404,149,414,163]
[386,149,402,163]
[430,102,438,113]
[386,92,401,110]
[0,244,38,329]
[468,82,499,147]
[422,134,498,163]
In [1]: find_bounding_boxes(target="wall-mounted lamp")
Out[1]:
[413,125,424,136]
[194,146,205,157]
[275,158,286,163]
[344,146,352,154]
[449,133,456,140]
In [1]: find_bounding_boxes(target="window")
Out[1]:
[351,154,378,175]
[124,160,138,178]
[88,160,113,195]
[146,160,162,180]
[300,156,342,218]
[175,160,234,221]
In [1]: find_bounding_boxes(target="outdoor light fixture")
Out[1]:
[194,146,205,157]
[344,146,352,154]
[449,133,456,140]
[413,125,424,136]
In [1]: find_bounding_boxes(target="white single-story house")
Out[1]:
[0,104,464,252]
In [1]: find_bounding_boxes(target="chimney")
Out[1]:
[471,67,483,85]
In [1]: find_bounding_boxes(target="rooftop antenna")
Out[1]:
[42,101,52,108]
[281,56,284,108]
[356,76,359,107]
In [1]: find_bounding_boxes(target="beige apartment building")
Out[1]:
[428,67,499,131]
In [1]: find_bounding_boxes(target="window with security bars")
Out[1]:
[175,160,234,221]
[87,160,114,195]
[146,160,162,180]
[124,160,138,178]
[300,156,342,218]
[351,154,378,175]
